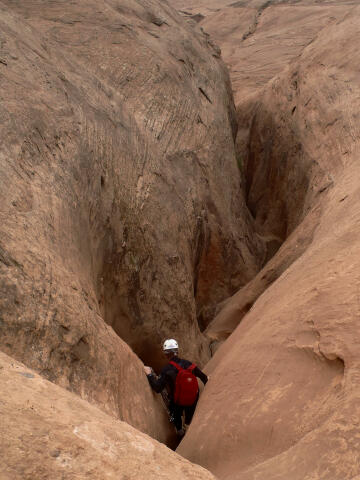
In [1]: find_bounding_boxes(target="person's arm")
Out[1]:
[146,369,169,393]
[194,366,208,385]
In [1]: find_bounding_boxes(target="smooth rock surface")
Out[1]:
[205,203,321,346]
[178,9,360,479]
[0,351,216,480]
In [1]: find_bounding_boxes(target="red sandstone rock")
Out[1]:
[178,8,360,479]
[205,204,321,348]
[0,351,216,480]
[0,0,263,437]
[170,0,354,104]
[3,0,360,477]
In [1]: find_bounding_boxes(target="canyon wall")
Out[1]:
[0,351,216,480]
[169,0,354,103]
[3,0,360,478]
[0,0,263,444]
[178,7,360,479]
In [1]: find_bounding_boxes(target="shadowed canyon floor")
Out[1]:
[1,0,360,479]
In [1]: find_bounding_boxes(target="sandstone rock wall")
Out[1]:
[169,0,355,103]
[0,0,263,436]
[178,8,360,479]
[0,351,216,480]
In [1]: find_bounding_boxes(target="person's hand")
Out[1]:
[144,366,152,375]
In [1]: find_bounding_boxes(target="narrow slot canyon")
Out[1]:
[1,1,360,480]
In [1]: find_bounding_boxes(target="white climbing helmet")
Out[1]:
[163,338,179,352]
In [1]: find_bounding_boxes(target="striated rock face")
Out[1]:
[0,0,263,433]
[0,351,216,480]
[169,0,355,104]
[4,0,360,478]
[178,8,360,479]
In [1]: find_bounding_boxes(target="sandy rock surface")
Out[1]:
[205,203,321,346]
[0,0,263,430]
[2,0,360,477]
[0,351,216,480]
[169,0,356,104]
[178,8,360,479]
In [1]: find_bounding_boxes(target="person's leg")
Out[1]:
[171,403,183,432]
[184,404,195,426]
[184,396,198,426]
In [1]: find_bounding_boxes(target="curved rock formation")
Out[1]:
[178,8,360,479]
[170,0,355,103]
[0,351,216,480]
[3,0,359,477]
[0,0,263,440]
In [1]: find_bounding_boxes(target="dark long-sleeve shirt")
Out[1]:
[147,356,208,400]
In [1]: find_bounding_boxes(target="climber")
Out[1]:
[144,338,208,437]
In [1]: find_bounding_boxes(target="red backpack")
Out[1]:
[170,361,199,406]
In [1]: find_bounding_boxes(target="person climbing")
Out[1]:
[144,338,208,438]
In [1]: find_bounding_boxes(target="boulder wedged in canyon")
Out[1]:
[178,9,360,479]
[0,0,263,434]
[0,351,216,480]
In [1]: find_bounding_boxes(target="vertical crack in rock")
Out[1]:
[241,0,272,42]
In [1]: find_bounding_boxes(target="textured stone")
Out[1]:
[178,8,360,479]
[205,204,321,346]
[169,0,355,103]
[0,0,263,430]
[0,351,216,480]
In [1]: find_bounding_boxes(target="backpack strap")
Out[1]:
[169,360,182,371]
[188,363,196,372]
[170,360,196,372]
